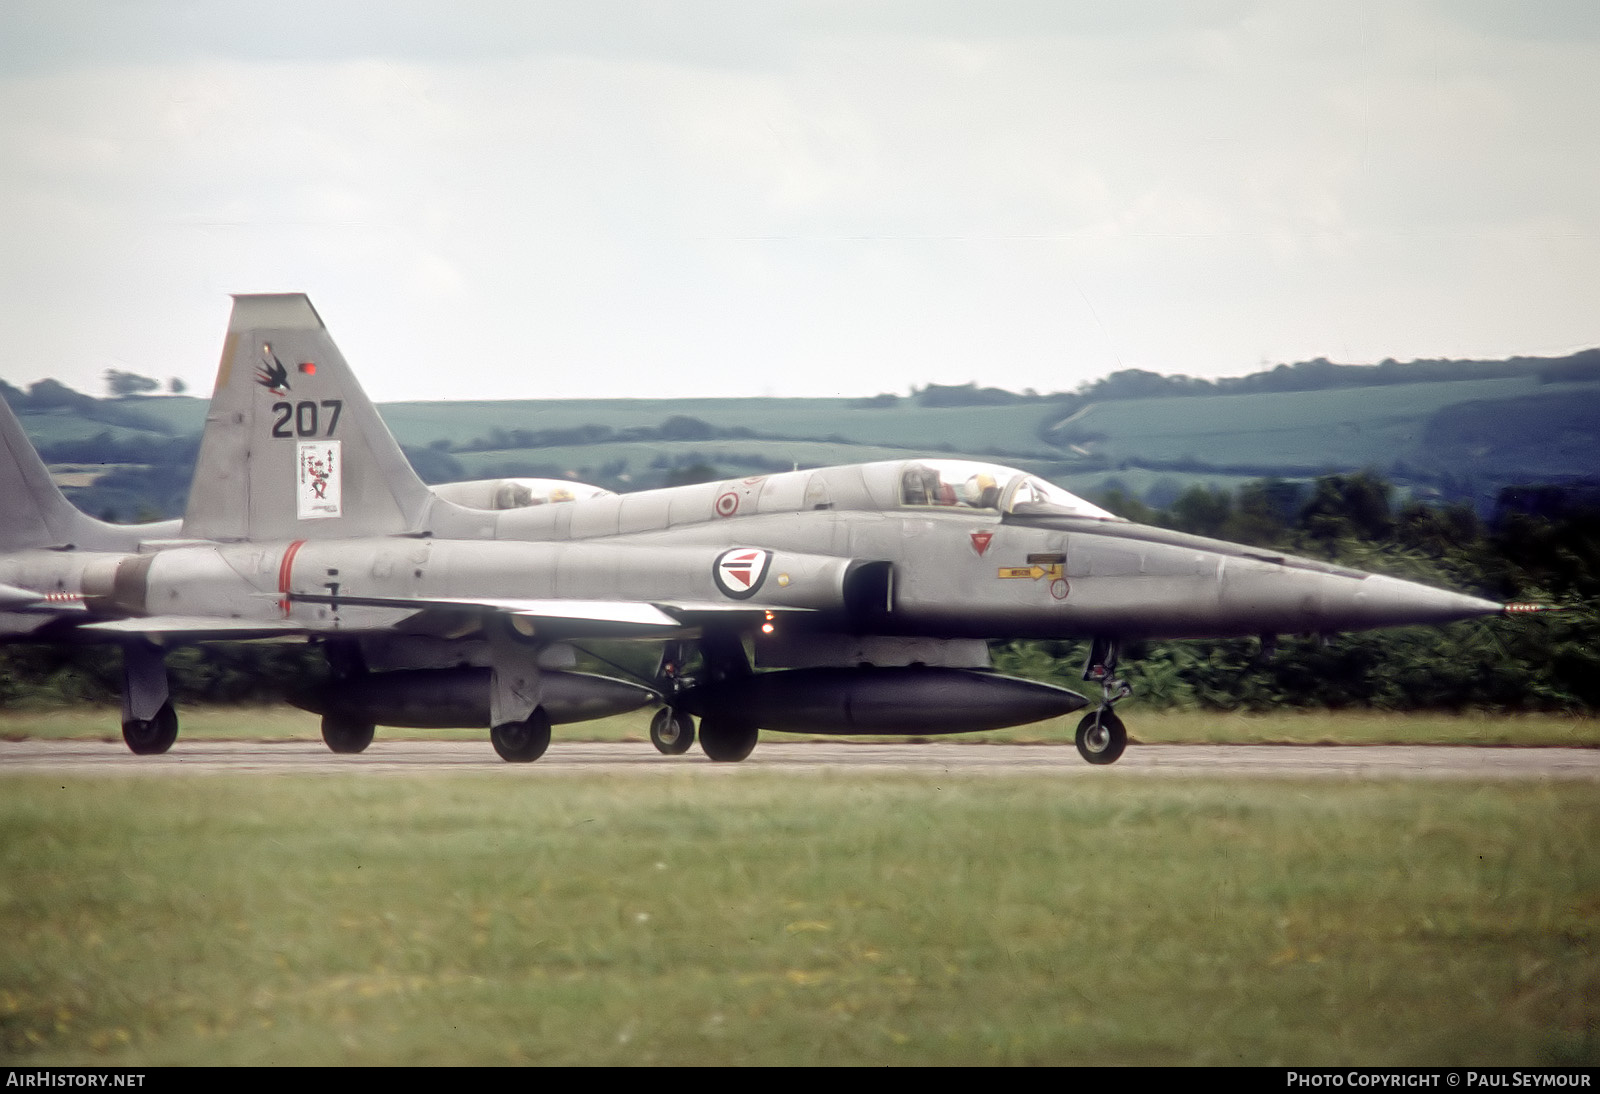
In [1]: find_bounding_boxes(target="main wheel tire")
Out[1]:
[698,718,758,763]
[1075,709,1127,765]
[491,708,552,763]
[122,701,179,755]
[649,708,695,755]
[321,714,375,754]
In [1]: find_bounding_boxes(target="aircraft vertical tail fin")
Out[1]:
[182,294,436,542]
[0,394,136,552]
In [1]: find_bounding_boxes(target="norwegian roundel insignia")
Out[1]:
[713,548,772,600]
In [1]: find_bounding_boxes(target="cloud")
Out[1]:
[0,2,1595,400]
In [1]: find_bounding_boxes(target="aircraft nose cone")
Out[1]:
[1344,574,1503,629]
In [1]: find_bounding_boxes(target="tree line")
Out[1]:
[858,348,1600,410]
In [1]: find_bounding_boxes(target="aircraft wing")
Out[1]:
[72,594,814,645]
[79,617,315,639]
[287,591,689,638]
[285,591,821,638]
[653,599,820,615]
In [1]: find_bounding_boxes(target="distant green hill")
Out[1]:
[10,348,1598,518]
[1044,375,1600,479]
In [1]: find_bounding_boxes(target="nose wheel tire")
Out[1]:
[1075,709,1127,765]
[491,708,552,763]
[650,708,696,755]
[122,701,179,755]
[699,718,758,762]
[322,714,375,754]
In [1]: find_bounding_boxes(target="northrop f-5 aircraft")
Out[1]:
[0,295,1512,764]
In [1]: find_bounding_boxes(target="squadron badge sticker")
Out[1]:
[296,440,342,520]
[257,345,292,395]
[713,547,772,600]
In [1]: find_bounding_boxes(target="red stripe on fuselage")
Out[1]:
[278,540,306,616]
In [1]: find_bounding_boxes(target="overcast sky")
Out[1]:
[1,1,1595,402]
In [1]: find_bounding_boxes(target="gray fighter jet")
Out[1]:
[0,294,1511,764]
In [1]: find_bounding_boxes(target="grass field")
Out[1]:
[0,773,1594,1065]
[376,398,1065,457]
[1,706,1595,748]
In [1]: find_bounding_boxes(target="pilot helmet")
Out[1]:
[961,473,998,507]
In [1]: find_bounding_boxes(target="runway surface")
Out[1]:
[1,739,1597,779]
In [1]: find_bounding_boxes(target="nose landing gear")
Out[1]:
[1077,637,1130,765]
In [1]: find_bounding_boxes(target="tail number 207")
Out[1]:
[271,400,343,439]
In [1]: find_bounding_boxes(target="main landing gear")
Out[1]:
[697,718,758,762]
[321,714,375,754]
[121,640,177,755]
[123,701,179,755]
[687,634,764,762]
[320,639,375,754]
[1076,637,1130,765]
[492,707,552,763]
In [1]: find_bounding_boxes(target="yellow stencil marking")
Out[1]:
[998,563,1063,581]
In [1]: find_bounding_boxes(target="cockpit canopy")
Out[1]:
[895,460,1120,520]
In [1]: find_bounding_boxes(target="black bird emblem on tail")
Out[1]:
[256,346,291,395]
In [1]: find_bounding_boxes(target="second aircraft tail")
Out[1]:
[0,394,178,552]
